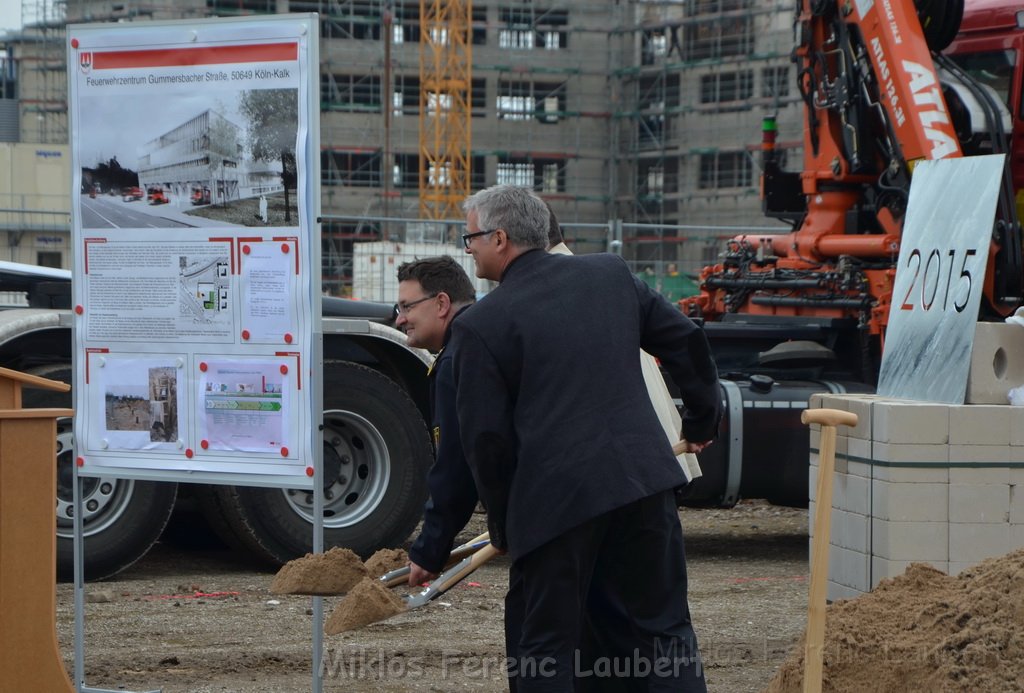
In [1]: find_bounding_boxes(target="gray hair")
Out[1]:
[462,184,549,250]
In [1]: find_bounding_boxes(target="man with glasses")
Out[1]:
[451,184,721,691]
[394,256,479,588]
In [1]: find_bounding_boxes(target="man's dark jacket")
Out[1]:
[408,305,478,573]
[449,250,721,559]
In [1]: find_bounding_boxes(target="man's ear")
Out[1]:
[436,291,452,316]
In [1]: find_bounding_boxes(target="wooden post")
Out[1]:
[800,407,858,693]
[0,367,75,692]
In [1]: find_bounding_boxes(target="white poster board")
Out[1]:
[877,155,1005,404]
[68,15,321,488]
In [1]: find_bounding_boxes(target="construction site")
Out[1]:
[1,0,796,296]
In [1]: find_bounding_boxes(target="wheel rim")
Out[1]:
[54,418,137,538]
[282,408,391,528]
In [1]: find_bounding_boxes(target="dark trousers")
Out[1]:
[504,490,705,693]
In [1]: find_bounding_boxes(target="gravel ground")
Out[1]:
[56,500,808,692]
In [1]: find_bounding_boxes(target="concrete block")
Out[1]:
[828,545,869,592]
[872,401,949,444]
[834,472,870,516]
[807,502,841,542]
[827,581,865,603]
[844,397,872,441]
[847,460,872,480]
[948,444,1012,464]
[831,508,869,554]
[808,466,818,505]
[872,442,949,465]
[826,473,845,514]
[949,523,1010,564]
[871,557,948,589]
[847,437,871,463]
[948,484,1010,523]
[949,467,1010,484]
[1008,523,1024,551]
[871,480,948,522]
[824,433,849,458]
[967,322,1024,404]
[871,465,948,483]
[949,560,983,576]
[810,427,819,452]
[819,394,851,412]
[809,392,824,410]
[871,519,948,561]
[948,404,1011,445]
[1011,408,1024,446]
[1013,484,1024,525]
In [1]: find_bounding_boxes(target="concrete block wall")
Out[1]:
[807,393,1024,602]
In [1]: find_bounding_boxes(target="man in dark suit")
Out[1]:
[394,256,480,587]
[451,185,721,691]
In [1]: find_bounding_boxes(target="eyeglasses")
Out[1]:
[461,228,499,249]
[393,294,437,317]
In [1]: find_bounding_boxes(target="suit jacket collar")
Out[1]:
[500,247,546,282]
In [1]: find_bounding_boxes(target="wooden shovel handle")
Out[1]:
[800,408,858,428]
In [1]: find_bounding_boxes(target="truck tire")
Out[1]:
[203,361,432,564]
[24,364,178,581]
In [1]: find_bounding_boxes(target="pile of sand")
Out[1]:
[364,548,408,578]
[269,547,368,595]
[324,576,407,634]
[766,549,1024,692]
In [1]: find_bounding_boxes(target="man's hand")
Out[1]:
[682,439,712,454]
[407,561,438,587]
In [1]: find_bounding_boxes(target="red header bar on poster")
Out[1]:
[93,43,297,69]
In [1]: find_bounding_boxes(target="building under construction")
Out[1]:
[1,0,799,295]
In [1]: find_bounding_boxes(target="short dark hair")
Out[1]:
[397,255,476,305]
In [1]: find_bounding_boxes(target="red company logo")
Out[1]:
[79,52,92,74]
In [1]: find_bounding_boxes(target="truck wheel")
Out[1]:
[206,361,431,564]
[24,364,178,581]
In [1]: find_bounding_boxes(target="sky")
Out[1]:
[0,5,21,33]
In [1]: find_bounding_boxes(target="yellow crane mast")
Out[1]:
[418,0,472,221]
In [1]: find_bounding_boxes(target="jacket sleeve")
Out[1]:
[449,321,517,552]
[408,356,479,574]
[634,274,722,444]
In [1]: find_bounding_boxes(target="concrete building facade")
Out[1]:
[2,0,799,294]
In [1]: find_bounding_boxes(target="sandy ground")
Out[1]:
[56,500,808,692]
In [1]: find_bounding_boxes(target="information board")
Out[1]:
[877,155,1005,404]
[68,15,321,487]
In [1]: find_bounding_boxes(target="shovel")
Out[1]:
[403,541,501,608]
[377,531,490,587]
[401,440,690,608]
[800,407,858,693]
[331,439,695,631]
[384,440,692,591]
[324,537,502,633]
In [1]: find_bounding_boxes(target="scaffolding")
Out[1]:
[6,0,801,293]
[17,0,67,144]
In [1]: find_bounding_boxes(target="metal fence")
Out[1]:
[0,202,787,305]
[321,213,787,302]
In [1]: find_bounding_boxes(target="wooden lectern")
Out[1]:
[0,366,75,691]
